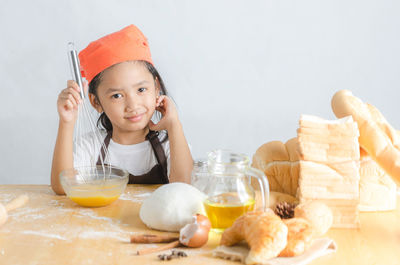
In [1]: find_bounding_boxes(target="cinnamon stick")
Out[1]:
[136,240,180,255]
[130,234,179,244]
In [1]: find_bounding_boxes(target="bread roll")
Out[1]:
[252,138,299,196]
[297,197,359,229]
[331,89,400,185]
[294,201,333,236]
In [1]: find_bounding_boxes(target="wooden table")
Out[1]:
[0,185,399,265]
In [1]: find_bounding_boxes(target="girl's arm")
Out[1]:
[167,120,193,183]
[51,122,74,194]
[150,96,193,183]
[51,80,82,194]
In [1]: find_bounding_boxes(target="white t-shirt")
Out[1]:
[73,130,170,176]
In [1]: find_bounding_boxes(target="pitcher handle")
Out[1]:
[245,167,269,211]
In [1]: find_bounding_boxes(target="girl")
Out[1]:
[51,25,193,195]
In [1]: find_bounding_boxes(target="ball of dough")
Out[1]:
[139,183,206,232]
[294,201,333,236]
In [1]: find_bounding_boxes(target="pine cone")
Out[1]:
[274,202,297,219]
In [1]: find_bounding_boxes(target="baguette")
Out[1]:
[331,90,400,185]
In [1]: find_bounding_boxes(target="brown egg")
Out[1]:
[195,214,211,231]
[179,214,211,248]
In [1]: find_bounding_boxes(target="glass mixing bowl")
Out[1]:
[60,165,129,207]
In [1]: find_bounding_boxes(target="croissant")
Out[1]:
[220,210,288,265]
[279,217,315,257]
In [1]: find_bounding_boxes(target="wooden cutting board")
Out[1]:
[0,185,399,265]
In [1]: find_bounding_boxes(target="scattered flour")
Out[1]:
[78,230,128,242]
[119,192,151,202]
[76,209,120,223]
[0,194,15,203]
[0,187,147,244]
[9,203,74,222]
[20,230,68,241]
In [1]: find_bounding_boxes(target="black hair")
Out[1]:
[88,60,169,142]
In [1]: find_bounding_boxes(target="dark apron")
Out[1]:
[96,130,169,184]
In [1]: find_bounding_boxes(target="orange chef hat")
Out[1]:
[79,24,154,84]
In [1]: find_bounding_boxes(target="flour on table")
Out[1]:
[76,209,121,223]
[0,194,15,202]
[119,191,151,202]
[78,230,128,242]
[20,230,68,241]
[0,186,142,244]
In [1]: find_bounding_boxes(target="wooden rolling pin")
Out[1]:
[130,234,181,255]
[0,195,29,226]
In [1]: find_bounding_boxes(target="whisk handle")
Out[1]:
[67,42,85,99]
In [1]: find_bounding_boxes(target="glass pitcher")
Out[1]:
[191,159,208,191]
[199,149,269,233]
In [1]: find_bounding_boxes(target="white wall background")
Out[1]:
[0,0,399,184]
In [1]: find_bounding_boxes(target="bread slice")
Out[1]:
[299,114,359,132]
[298,161,359,200]
[298,142,360,162]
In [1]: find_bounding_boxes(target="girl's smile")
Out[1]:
[126,113,144,123]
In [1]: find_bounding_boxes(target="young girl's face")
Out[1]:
[93,61,159,133]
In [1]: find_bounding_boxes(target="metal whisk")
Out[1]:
[67,42,110,183]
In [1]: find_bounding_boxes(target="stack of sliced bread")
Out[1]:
[297,114,360,228]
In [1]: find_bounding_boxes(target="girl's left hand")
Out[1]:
[149,95,180,131]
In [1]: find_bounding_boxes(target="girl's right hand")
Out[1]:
[57,80,84,124]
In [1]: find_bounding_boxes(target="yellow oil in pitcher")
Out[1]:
[204,193,255,233]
